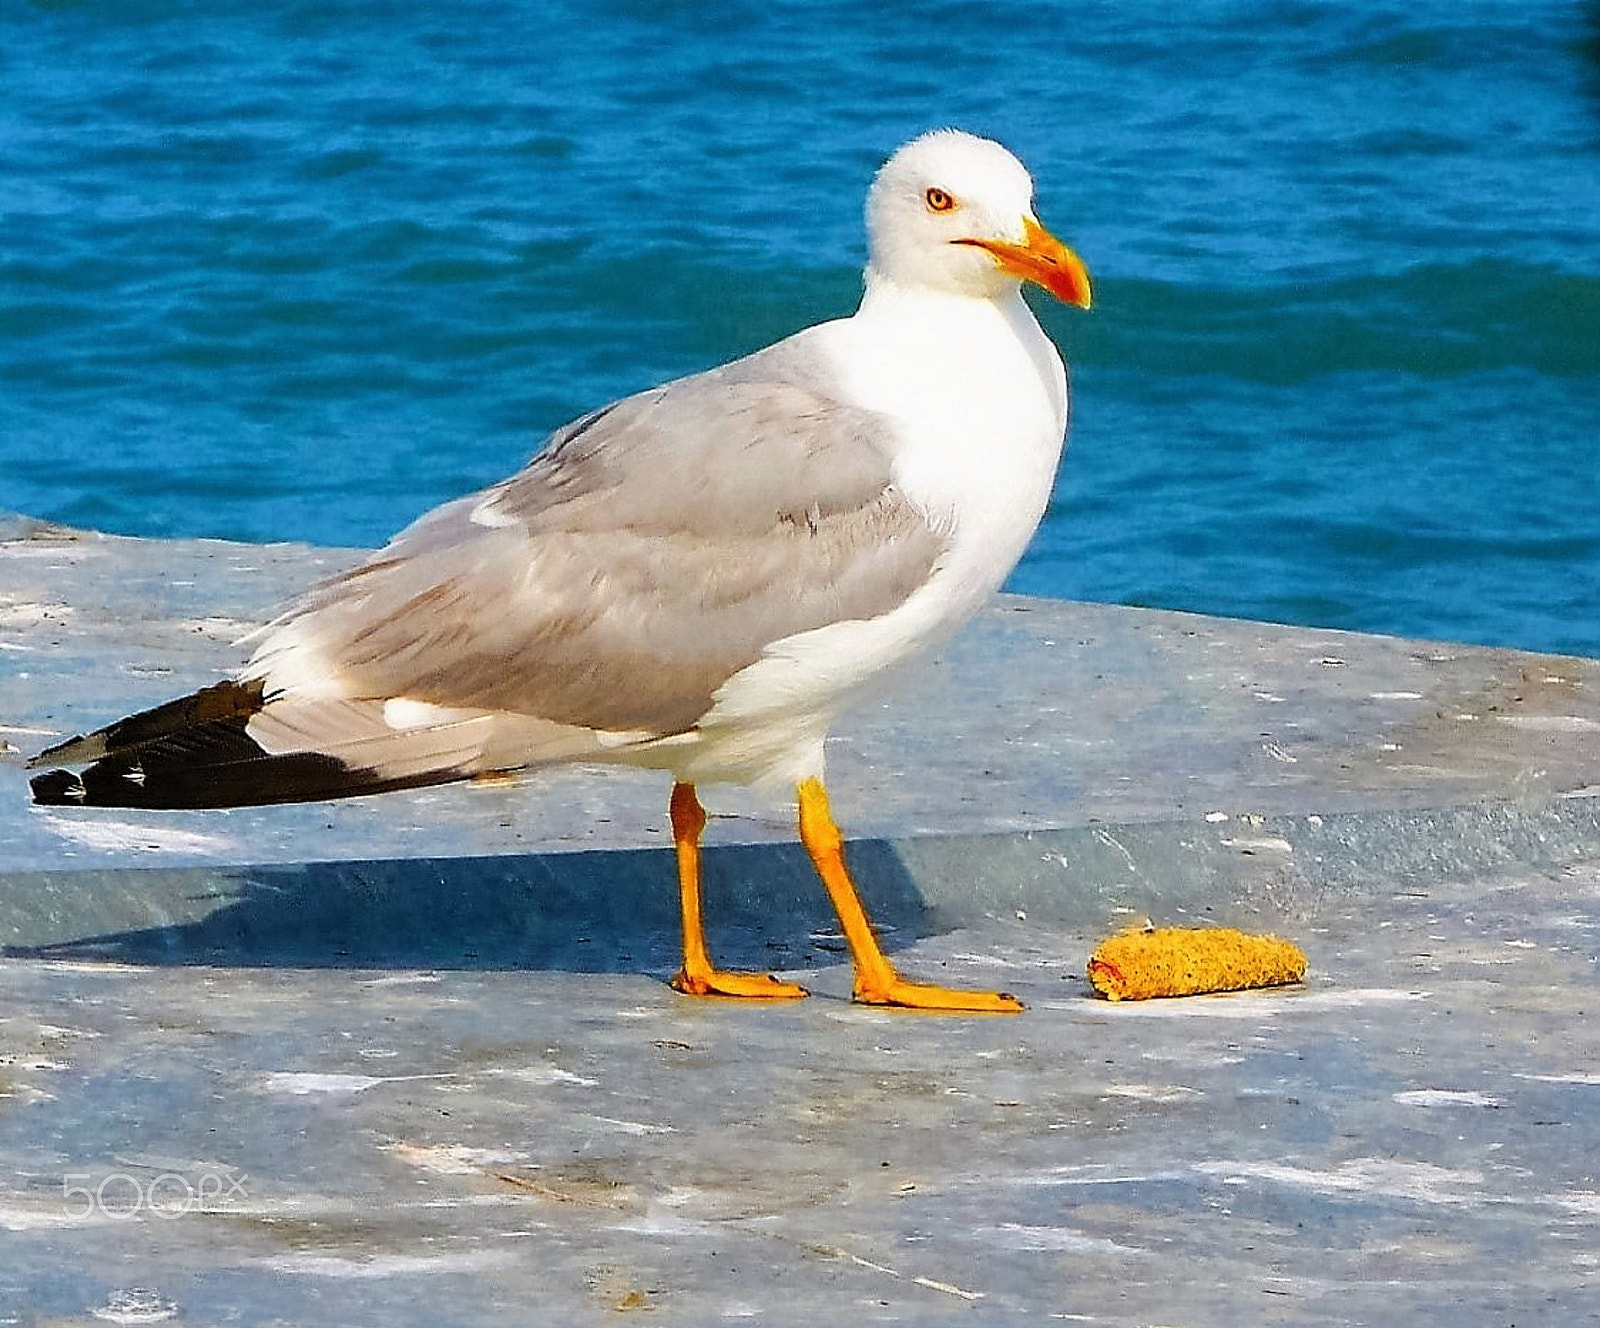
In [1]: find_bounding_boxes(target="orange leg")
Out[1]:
[669,782,808,1000]
[797,777,1023,1013]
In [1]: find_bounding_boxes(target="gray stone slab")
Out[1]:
[1,519,1598,1325]
[5,517,1598,868]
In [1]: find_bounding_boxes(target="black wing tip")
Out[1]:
[32,679,268,768]
[30,768,87,806]
[24,679,472,810]
[30,747,463,810]
[27,733,98,769]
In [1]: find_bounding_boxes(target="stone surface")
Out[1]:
[1,521,1597,1325]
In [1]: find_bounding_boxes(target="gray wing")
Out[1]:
[247,347,947,738]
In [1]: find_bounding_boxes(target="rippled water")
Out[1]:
[2,2,1598,654]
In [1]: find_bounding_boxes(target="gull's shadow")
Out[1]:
[4,840,926,976]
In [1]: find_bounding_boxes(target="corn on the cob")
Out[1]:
[1087,926,1307,1001]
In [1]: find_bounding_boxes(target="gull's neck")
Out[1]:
[848,267,1067,439]
[854,268,1052,376]
[857,265,1023,318]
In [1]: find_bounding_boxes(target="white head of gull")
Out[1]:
[866,128,1091,306]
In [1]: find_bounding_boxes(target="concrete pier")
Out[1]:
[2,518,1597,1325]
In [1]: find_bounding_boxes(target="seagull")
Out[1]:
[30,129,1092,1012]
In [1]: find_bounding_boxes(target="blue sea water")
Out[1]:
[2,1,1598,656]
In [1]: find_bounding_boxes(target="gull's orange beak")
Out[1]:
[955,215,1093,310]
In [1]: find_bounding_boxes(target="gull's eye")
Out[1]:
[924,187,956,213]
